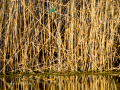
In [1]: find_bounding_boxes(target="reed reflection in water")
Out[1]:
[0,74,119,90]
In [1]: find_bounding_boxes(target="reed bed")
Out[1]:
[0,75,119,90]
[0,0,120,74]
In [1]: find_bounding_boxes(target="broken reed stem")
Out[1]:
[0,0,120,74]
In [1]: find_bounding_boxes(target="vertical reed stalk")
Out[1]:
[71,0,74,71]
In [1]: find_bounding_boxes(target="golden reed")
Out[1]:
[0,0,120,74]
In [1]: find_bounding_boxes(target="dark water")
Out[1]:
[0,74,120,90]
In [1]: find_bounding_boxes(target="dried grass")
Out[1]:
[0,0,120,74]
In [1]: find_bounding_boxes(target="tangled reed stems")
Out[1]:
[0,0,120,74]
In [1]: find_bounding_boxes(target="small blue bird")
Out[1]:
[50,5,55,14]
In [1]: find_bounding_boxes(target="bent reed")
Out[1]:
[0,0,120,74]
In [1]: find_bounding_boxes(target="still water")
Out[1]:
[0,74,120,90]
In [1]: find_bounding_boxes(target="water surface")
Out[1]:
[0,74,120,90]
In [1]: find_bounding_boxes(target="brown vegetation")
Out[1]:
[0,0,120,74]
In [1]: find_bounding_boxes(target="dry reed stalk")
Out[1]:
[74,0,77,71]
[22,0,26,72]
[71,0,74,71]
[43,0,46,71]
[66,1,70,71]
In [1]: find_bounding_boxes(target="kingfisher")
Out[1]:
[50,5,55,14]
